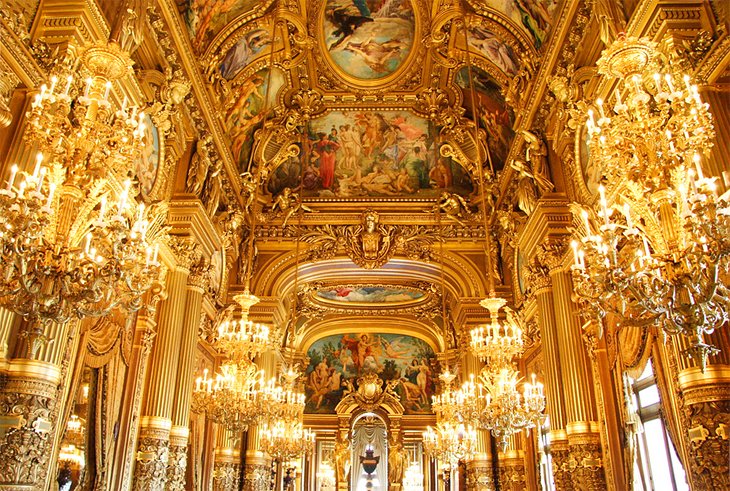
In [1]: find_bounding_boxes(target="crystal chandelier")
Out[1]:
[260,418,315,462]
[571,34,730,369]
[0,43,164,342]
[215,291,270,365]
[424,370,477,466]
[422,420,477,466]
[467,299,546,449]
[192,362,265,432]
[467,367,545,450]
[470,297,524,366]
[262,367,306,423]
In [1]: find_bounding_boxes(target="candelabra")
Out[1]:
[260,419,315,462]
[0,43,165,348]
[571,34,730,369]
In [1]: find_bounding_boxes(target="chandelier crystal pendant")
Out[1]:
[571,34,730,369]
[0,43,165,339]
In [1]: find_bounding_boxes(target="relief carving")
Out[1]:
[133,437,170,491]
[685,400,730,490]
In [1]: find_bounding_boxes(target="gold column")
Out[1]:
[134,241,198,490]
[539,239,606,490]
[242,425,270,491]
[525,258,571,488]
[167,259,208,490]
[466,429,495,491]
[496,435,526,491]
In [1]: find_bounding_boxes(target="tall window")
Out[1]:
[629,361,689,491]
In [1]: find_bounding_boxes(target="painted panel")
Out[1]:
[316,286,425,304]
[267,111,473,198]
[136,113,160,198]
[219,28,272,80]
[481,0,558,48]
[323,0,415,79]
[468,26,520,76]
[305,333,438,414]
[223,68,285,170]
[185,0,263,53]
[456,66,515,172]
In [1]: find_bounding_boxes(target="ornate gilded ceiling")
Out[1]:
[179,0,558,202]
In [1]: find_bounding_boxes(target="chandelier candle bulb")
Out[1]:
[6,164,18,192]
[693,153,704,179]
[33,152,43,179]
[83,77,92,98]
[49,76,57,95]
[45,183,56,209]
[63,75,73,97]
[623,203,633,229]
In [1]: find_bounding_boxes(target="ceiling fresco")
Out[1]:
[316,286,426,304]
[183,0,547,204]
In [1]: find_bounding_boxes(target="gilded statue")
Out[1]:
[186,135,213,197]
[522,130,554,196]
[388,440,407,486]
[270,187,314,227]
[432,191,474,227]
[510,159,538,216]
[334,438,351,485]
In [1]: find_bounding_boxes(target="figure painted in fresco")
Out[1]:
[305,333,437,414]
[468,26,519,76]
[219,28,271,80]
[313,132,341,189]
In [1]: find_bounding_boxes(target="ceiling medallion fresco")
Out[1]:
[218,27,272,80]
[304,332,438,414]
[468,0,558,49]
[321,0,416,80]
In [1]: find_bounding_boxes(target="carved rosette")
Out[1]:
[241,463,268,491]
[166,443,188,491]
[684,399,730,490]
[466,463,495,490]
[0,375,58,488]
[497,454,526,491]
[133,437,170,491]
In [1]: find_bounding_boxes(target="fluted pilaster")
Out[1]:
[134,255,193,490]
[167,259,207,489]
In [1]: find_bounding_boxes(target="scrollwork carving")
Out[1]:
[240,462,267,491]
[133,437,169,491]
[685,399,730,490]
[166,443,188,491]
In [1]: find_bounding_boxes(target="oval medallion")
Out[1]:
[323,0,416,80]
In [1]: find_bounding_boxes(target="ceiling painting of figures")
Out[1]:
[323,0,416,79]
[218,28,272,80]
[305,333,438,414]
[468,25,520,76]
[455,66,515,172]
[315,286,425,304]
[185,0,271,53]
[478,0,558,48]
[223,67,285,171]
[269,110,473,199]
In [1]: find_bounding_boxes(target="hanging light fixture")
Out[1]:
[0,43,165,347]
[570,34,730,369]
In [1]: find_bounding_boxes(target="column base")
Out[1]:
[550,433,573,491]
[166,426,189,490]
[497,450,526,491]
[133,418,172,491]
[566,426,605,491]
[214,447,242,491]
[466,459,495,490]
[0,360,61,490]
[241,462,269,491]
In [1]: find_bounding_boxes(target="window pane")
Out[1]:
[668,436,690,491]
[643,419,673,490]
[638,385,660,408]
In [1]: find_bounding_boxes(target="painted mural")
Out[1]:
[316,286,425,303]
[305,333,438,414]
[185,0,263,53]
[482,0,558,48]
[219,28,272,80]
[223,67,285,170]
[266,111,473,198]
[323,0,415,79]
[468,26,520,76]
[578,124,600,196]
[136,113,160,198]
[456,66,515,172]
